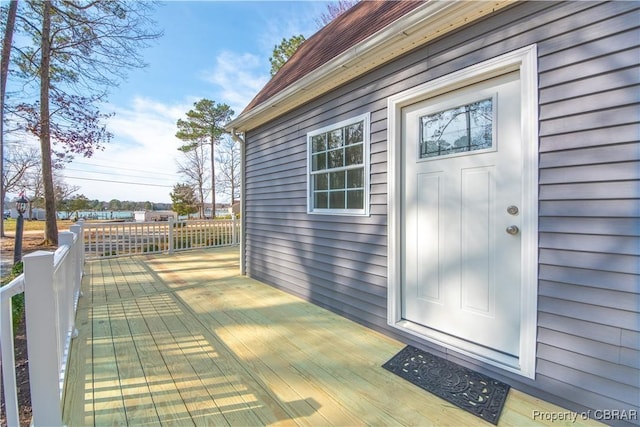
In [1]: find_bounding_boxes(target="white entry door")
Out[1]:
[402,71,523,357]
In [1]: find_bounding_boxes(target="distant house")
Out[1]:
[226,1,639,424]
[203,203,236,218]
[134,210,177,222]
[9,207,45,220]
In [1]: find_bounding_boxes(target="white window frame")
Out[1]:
[387,45,539,379]
[307,113,371,216]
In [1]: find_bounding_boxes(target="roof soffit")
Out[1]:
[227,0,515,133]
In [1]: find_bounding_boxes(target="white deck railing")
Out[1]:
[83,217,240,259]
[1,218,238,426]
[0,224,84,427]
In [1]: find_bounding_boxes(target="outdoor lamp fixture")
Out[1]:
[13,192,28,265]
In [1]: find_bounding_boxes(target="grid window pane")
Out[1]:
[346,122,363,145]
[315,192,328,208]
[328,129,343,149]
[312,153,326,171]
[345,145,362,166]
[346,169,363,188]
[312,134,326,153]
[314,173,328,190]
[330,171,345,190]
[347,190,363,209]
[329,191,345,209]
[328,148,344,169]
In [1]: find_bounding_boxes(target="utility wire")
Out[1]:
[70,160,177,177]
[61,175,174,188]
[65,167,176,182]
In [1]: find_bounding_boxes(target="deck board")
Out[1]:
[63,247,603,426]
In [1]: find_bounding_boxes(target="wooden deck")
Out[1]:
[63,247,601,426]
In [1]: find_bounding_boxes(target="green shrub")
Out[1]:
[174,238,191,249]
[1,262,25,331]
[215,234,232,245]
[143,244,160,253]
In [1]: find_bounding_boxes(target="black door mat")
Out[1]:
[382,345,510,425]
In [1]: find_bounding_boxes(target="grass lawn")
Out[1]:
[3,218,75,233]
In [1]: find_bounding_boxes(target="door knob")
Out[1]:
[507,205,519,215]
[506,225,519,235]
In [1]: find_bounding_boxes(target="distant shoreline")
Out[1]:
[57,210,134,221]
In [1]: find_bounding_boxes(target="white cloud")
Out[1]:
[56,2,329,204]
[258,3,324,52]
[203,51,269,115]
[201,2,323,115]
[64,97,191,203]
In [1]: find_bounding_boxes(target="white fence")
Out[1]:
[0,218,238,425]
[83,217,240,259]
[1,225,84,427]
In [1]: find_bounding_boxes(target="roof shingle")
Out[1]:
[242,0,424,114]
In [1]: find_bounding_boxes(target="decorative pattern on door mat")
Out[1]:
[382,345,510,425]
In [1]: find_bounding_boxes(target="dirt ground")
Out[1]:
[1,231,58,266]
[1,232,57,427]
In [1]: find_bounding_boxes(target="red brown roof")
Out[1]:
[242,0,424,114]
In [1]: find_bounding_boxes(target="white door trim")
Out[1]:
[387,45,539,378]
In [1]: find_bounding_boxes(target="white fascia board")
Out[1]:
[226,0,515,133]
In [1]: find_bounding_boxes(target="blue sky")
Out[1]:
[58,1,331,204]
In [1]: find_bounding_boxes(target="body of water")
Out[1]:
[57,211,134,220]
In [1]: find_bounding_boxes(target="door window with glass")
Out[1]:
[420,97,495,159]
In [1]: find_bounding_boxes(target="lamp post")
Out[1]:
[13,192,28,265]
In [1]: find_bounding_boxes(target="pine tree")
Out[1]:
[175,99,233,218]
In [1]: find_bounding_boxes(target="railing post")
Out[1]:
[23,251,64,427]
[168,217,175,253]
[1,285,20,427]
[69,223,84,300]
[58,231,79,341]
[58,230,74,247]
[71,221,85,272]
[232,216,237,245]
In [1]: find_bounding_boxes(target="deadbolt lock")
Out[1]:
[507,205,519,215]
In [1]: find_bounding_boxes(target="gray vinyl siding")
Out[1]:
[243,1,639,422]
[535,0,640,419]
